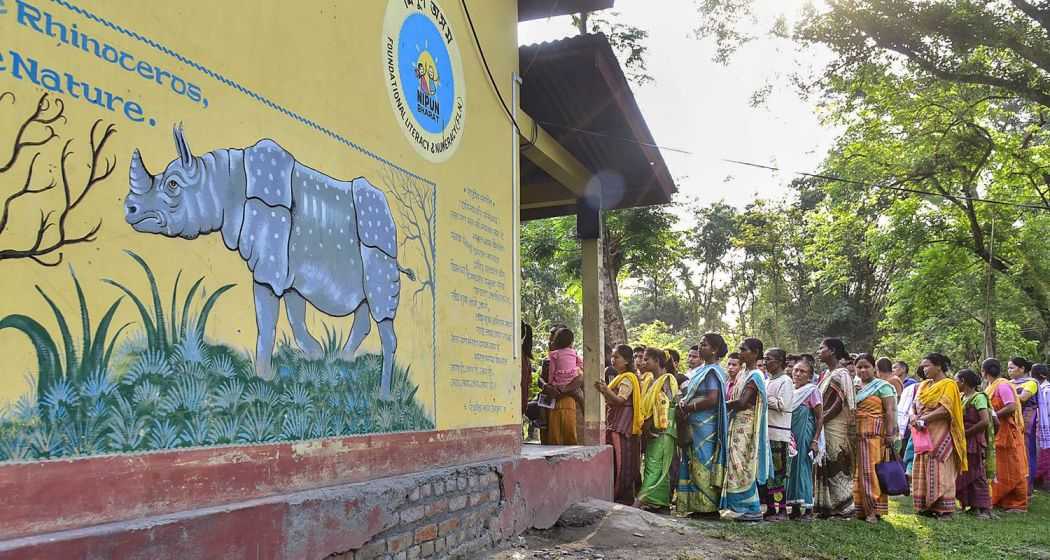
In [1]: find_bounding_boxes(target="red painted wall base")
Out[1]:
[1,425,521,540]
[0,444,613,560]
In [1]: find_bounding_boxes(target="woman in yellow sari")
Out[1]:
[636,347,679,511]
[595,344,644,505]
[852,353,898,523]
[909,353,966,517]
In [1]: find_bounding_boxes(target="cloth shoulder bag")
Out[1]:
[875,445,909,496]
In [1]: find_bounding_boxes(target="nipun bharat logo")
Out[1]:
[384,0,466,163]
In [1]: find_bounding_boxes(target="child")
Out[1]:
[547,328,584,410]
[548,327,582,386]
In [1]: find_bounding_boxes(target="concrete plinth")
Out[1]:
[0,444,612,559]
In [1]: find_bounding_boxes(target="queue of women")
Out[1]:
[526,326,1050,523]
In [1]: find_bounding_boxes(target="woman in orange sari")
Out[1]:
[908,353,966,518]
[853,353,898,523]
[983,358,1028,512]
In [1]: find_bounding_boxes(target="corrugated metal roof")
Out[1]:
[518,0,615,22]
[519,33,676,220]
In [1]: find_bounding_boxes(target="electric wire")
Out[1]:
[460,0,538,147]
[471,4,1049,212]
[721,159,1050,212]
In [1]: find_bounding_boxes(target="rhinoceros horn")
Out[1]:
[129,149,152,195]
[173,124,193,166]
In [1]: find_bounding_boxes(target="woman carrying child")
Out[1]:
[540,327,583,445]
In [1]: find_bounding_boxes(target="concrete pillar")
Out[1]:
[580,237,605,444]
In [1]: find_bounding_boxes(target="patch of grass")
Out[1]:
[689,493,1050,560]
[0,254,434,462]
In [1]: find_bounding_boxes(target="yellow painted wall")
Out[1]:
[0,0,519,455]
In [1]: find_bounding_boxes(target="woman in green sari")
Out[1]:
[676,333,730,517]
[637,347,680,512]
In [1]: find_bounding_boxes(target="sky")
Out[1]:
[518,0,838,212]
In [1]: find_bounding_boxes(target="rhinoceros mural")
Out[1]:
[124,127,414,400]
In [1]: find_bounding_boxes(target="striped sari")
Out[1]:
[988,378,1028,510]
[1013,378,1039,495]
[911,379,965,515]
[853,379,892,519]
[676,364,728,514]
[955,392,991,511]
[1038,380,1050,488]
[720,370,772,519]
[606,372,643,505]
[815,368,855,518]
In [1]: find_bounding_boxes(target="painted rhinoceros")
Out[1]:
[124,126,412,400]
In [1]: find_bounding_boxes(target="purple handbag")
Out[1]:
[876,446,909,496]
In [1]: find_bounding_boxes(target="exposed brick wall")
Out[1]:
[328,465,506,560]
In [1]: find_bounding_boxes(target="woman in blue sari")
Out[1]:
[721,337,773,521]
[787,359,823,520]
[676,333,729,518]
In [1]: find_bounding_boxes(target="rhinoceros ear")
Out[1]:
[173,124,193,166]
[129,149,153,195]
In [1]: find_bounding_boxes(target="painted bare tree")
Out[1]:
[0,91,117,266]
[383,167,436,305]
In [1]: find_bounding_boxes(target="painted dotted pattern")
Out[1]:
[245,140,294,208]
[352,178,398,259]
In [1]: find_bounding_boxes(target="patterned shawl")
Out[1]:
[856,378,890,402]
[918,378,967,471]
[984,377,1023,428]
[1039,381,1050,450]
[819,367,856,411]
[608,372,643,436]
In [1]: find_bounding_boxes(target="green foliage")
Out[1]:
[0,268,127,411]
[628,320,685,355]
[521,217,582,337]
[0,256,433,463]
[104,250,234,353]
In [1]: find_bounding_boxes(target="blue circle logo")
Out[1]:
[384,0,467,162]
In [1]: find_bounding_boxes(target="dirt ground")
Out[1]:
[483,500,761,560]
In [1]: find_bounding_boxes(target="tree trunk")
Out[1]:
[576,12,589,35]
[983,263,997,359]
[600,236,628,345]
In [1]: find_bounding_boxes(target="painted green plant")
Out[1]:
[0,253,434,462]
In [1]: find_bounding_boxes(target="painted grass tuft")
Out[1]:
[0,255,433,463]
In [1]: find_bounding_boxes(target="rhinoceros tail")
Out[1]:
[398,265,416,282]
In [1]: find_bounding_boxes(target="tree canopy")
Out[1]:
[520,3,1050,367]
